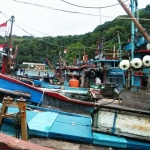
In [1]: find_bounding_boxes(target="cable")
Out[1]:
[1,11,68,48]
[61,0,129,9]
[41,38,67,47]
[0,11,51,36]
[14,23,34,37]
[0,11,10,19]
[10,0,101,17]
[15,21,50,36]
[117,16,150,20]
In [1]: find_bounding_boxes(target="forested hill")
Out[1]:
[0,5,150,66]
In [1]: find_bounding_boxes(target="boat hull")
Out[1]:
[92,104,150,141]
[0,74,94,115]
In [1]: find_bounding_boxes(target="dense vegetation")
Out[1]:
[0,5,150,67]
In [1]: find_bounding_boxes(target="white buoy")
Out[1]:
[130,58,142,69]
[119,60,130,70]
[143,55,150,67]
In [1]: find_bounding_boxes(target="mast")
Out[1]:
[131,0,135,86]
[118,0,150,44]
[118,0,150,86]
[117,31,122,60]
[2,16,15,74]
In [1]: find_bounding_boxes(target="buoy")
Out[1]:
[69,78,79,87]
[119,60,130,70]
[130,58,142,69]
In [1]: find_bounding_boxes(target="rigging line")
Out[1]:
[10,0,100,17]
[0,11,51,36]
[119,32,128,40]
[14,23,34,37]
[12,0,132,19]
[103,36,117,47]
[0,11,9,19]
[61,0,129,9]
[15,21,50,36]
[117,16,150,20]
[40,39,65,48]
[0,12,11,24]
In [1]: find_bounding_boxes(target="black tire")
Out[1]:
[89,69,96,78]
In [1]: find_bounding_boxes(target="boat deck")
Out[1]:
[1,101,150,150]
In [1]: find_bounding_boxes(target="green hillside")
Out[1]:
[0,5,150,67]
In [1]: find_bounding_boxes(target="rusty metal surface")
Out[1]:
[0,133,54,150]
[94,109,150,141]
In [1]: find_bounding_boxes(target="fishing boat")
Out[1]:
[92,0,150,148]
[0,73,95,115]
[0,96,150,150]
[1,1,150,149]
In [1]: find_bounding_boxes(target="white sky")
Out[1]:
[0,0,149,37]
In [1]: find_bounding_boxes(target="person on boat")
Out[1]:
[23,68,25,75]
[20,68,23,74]
[38,71,40,76]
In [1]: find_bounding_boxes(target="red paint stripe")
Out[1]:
[45,91,94,106]
[0,74,94,106]
[134,50,150,53]
[0,74,42,92]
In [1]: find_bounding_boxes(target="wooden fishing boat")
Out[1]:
[91,1,150,148]
[0,73,94,115]
[1,97,150,150]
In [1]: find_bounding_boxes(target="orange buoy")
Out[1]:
[69,78,79,87]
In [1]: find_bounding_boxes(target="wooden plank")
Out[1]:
[121,100,150,110]
[122,90,150,101]
[121,90,150,110]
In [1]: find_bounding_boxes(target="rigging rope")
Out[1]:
[11,0,100,17]
[61,0,129,9]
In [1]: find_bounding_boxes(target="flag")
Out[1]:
[0,22,7,32]
[0,44,3,51]
[10,45,12,51]
[64,49,67,53]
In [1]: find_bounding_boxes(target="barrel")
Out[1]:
[69,78,79,87]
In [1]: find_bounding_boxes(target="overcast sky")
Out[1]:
[0,0,149,37]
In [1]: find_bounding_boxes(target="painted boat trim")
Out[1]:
[0,74,94,106]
